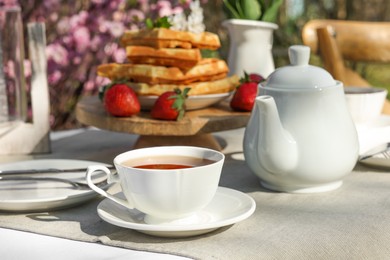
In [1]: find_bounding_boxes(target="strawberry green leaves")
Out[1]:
[151,88,190,121]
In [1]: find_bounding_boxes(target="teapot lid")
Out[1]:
[264,45,337,89]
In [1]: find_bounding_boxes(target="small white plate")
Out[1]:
[0,159,110,212]
[97,187,256,238]
[138,92,232,111]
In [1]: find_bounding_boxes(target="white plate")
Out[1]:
[0,159,110,212]
[138,92,232,111]
[97,187,256,238]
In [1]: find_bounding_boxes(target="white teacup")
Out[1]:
[344,86,388,125]
[86,146,225,224]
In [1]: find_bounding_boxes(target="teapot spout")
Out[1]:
[256,96,298,175]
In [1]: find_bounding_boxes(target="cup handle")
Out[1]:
[86,165,134,209]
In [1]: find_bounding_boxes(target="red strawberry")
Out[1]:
[102,83,140,117]
[249,73,265,83]
[151,88,190,120]
[230,72,259,111]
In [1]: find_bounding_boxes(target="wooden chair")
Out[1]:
[302,19,390,114]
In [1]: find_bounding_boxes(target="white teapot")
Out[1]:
[243,45,359,193]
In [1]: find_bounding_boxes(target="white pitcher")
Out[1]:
[222,19,278,78]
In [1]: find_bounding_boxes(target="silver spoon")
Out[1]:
[0,165,115,175]
[0,175,109,188]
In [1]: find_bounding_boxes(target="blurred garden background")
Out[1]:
[2,0,390,130]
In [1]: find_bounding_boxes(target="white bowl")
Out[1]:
[344,86,388,125]
[138,92,232,111]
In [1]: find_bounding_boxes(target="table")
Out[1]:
[1,127,390,259]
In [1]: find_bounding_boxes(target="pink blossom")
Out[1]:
[156,0,172,8]
[91,0,105,5]
[75,71,86,82]
[108,0,122,9]
[137,0,149,13]
[57,17,70,34]
[83,80,95,91]
[48,70,62,85]
[180,0,192,8]
[128,9,145,23]
[104,42,119,56]
[112,10,125,21]
[73,26,91,53]
[129,24,140,31]
[72,56,81,65]
[172,6,184,14]
[46,43,69,67]
[62,35,73,46]
[49,12,58,22]
[11,0,205,129]
[107,21,125,38]
[90,35,102,51]
[156,1,174,17]
[23,60,31,78]
[69,11,88,29]
[86,76,110,92]
[0,0,18,7]
[112,48,126,63]
[43,0,60,10]
[97,76,111,86]
[4,60,15,78]
[98,20,110,34]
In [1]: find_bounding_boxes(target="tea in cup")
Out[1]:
[86,146,225,224]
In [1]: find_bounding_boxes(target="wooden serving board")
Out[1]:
[76,96,250,150]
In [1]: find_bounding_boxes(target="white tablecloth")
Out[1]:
[1,127,390,259]
[0,128,191,260]
[0,227,188,260]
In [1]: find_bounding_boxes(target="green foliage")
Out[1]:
[145,16,172,29]
[261,0,284,22]
[223,0,283,22]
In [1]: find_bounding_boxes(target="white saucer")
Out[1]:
[97,187,256,238]
[0,159,110,212]
[138,92,232,111]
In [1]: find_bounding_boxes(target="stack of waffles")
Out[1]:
[97,28,239,97]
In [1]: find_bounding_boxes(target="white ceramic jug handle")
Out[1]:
[86,165,134,209]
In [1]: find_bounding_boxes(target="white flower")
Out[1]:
[168,12,187,31]
[190,0,201,11]
[187,0,205,33]
[168,0,205,34]
[187,15,205,34]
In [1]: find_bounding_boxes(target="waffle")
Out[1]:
[97,58,229,85]
[126,46,201,70]
[120,28,221,50]
[128,75,239,96]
